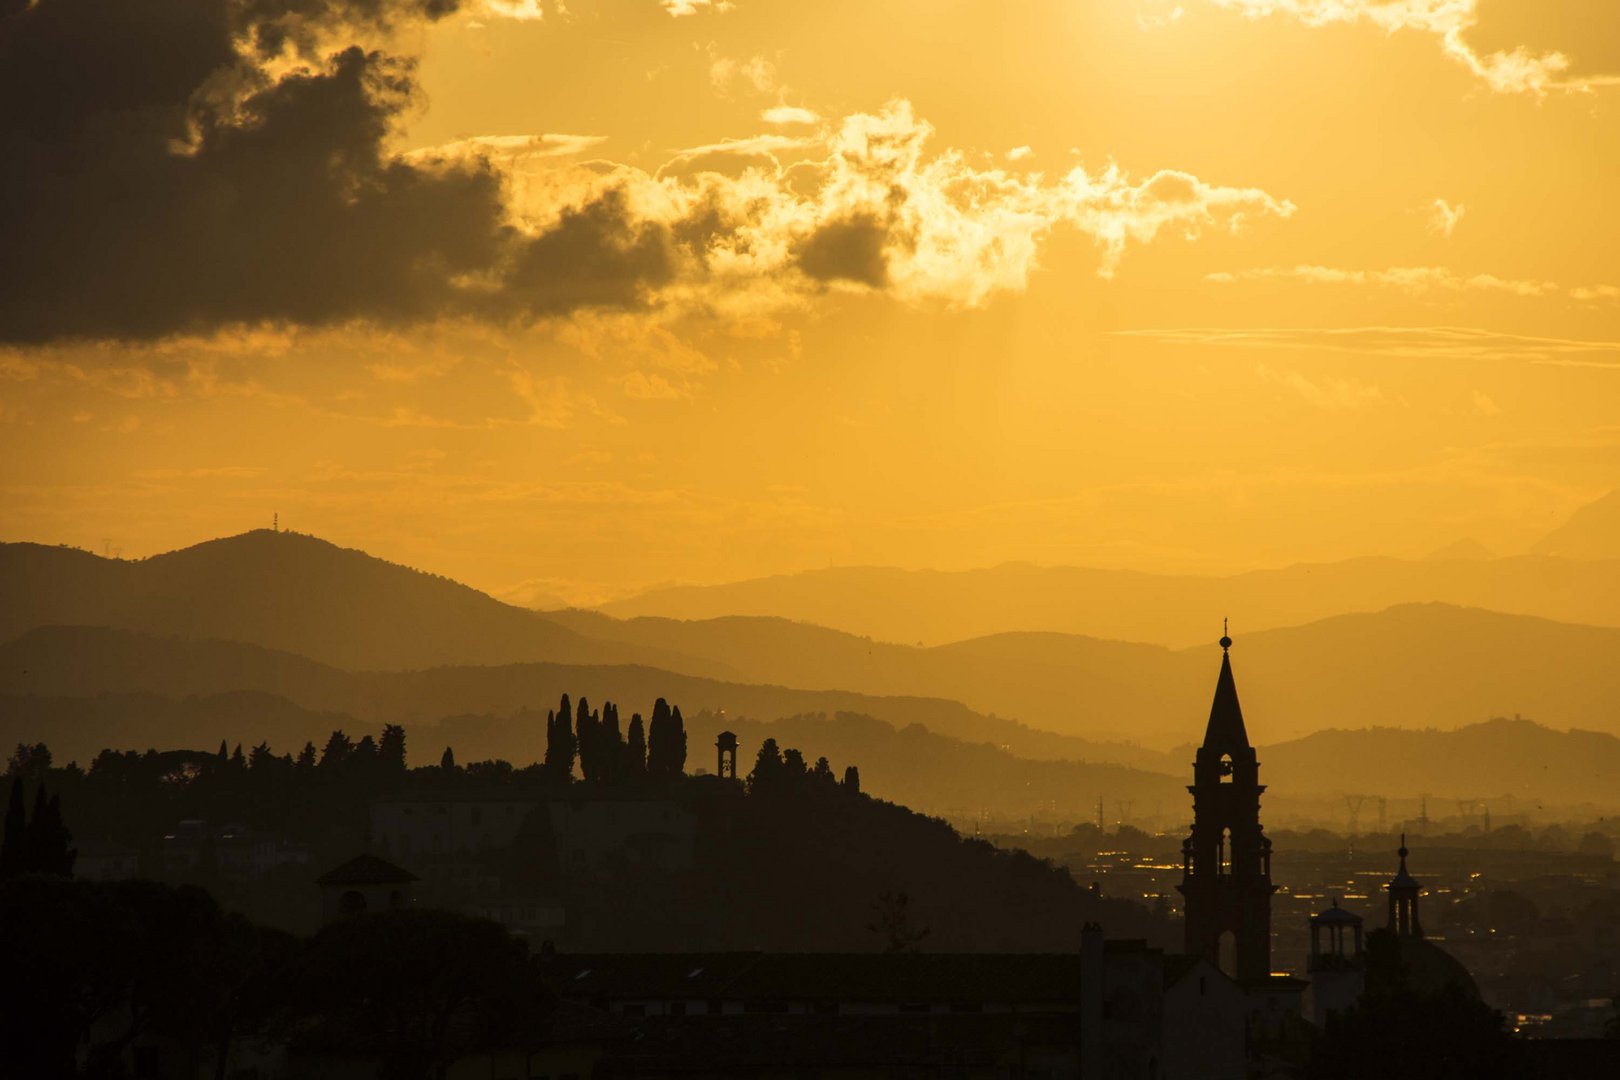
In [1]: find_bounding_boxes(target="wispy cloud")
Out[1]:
[1206,264,1620,304]
[762,105,821,125]
[1256,363,1385,410]
[403,133,609,164]
[1206,264,1559,296]
[1428,198,1465,238]
[1203,0,1620,95]
[1114,325,1620,364]
[662,0,733,16]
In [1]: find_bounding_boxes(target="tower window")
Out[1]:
[1219,754,1234,782]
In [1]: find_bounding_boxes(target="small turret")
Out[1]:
[1386,834,1424,939]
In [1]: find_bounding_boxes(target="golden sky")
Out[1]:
[4,0,1620,603]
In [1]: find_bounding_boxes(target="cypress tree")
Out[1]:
[647,698,673,777]
[669,705,688,776]
[440,746,457,771]
[625,713,647,779]
[543,709,560,774]
[843,765,861,794]
[0,775,27,878]
[601,704,623,785]
[28,792,75,876]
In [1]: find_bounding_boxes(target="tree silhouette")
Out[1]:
[295,909,549,1080]
[544,695,578,784]
[646,697,689,778]
[379,725,407,774]
[625,713,647,780]
[6,743,51,786]
[439,746,457,772]
[0,775,28,878]
[668,705,688,776]
[320,730,353,771]
[843,765,861,793]
[749,738,783,791]
[867,891,929,953]
[25,787,76,877]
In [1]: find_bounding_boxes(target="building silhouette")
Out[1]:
[1387,832,1424,938]
[1379,837,1481,1000]
[716,730,739,781]
[316,851,417,921]
[1177,628,1275,984]
[1306,899,1365,1026]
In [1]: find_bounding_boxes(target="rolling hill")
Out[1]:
[0,532,725,674]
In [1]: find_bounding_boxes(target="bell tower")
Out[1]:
[1177,625,1276,983]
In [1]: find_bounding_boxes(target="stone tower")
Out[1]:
[1177,627,1276,983]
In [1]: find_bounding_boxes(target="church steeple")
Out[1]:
[1178,626,1276,984]
[1202,622,1251,753]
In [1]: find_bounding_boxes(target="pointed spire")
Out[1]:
[1202,627,1250,750]
[1389,833,1420,889]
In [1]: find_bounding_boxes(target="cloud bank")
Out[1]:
[0,0,1290,345]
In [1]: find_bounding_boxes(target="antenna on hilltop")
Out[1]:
[273,512,278,533]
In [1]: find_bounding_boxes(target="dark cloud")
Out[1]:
[500,188,679,319]
[796,214,889,287]
[0,0,674,344]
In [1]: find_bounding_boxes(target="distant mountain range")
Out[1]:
[9,532,1620,749]
[594,553,1620,648]
[594,488,1620,647]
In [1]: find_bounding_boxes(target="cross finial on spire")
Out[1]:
[1219,617,1232,651]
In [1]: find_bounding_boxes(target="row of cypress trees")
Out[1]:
[0,776,76,878]
[542,694,687,784]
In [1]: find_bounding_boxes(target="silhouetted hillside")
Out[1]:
[542,610,1186,751]
[0,533,723,673]
[515,605,1620,746]
[0,626,1123,764]
[1533,489,1620,560]
[595,555,1620,647]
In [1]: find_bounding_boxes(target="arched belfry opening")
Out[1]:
[1176,626,1277,985]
